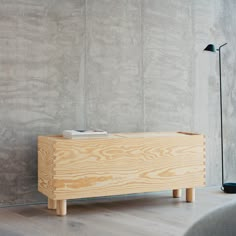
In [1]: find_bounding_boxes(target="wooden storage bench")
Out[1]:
[38,132,205,216]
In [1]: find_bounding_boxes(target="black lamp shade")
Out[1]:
[204,44,216,52]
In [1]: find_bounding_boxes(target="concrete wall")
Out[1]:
[0,0,235,205]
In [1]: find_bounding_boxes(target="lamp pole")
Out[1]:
[217,43,227,186]
[205,43,236,193]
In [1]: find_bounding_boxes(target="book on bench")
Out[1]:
[63,129,108,139]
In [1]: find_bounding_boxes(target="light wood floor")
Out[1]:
[0,187,235,236]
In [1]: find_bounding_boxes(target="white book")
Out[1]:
[63,129,108,139]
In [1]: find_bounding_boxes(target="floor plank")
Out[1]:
[0,187,235,236]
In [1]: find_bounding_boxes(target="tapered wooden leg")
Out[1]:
[48,198,57,210]
[186,188,195,202]
[56,200,67,216]
[173,189,182,198]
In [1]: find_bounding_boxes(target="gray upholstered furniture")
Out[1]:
[184,200,236,236]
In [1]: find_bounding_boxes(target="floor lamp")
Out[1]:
[204,43,236,193]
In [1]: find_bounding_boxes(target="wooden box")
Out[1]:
[38,132,205,216]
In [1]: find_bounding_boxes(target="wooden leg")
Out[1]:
[186,188,195,202]
[173,189,182,198]
[48,198,57,210]
[56,200,67,216]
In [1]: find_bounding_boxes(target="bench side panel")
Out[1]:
[52,135,205,200]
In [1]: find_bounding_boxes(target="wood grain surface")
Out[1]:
[38,132,205,200]
[38,137,56,199]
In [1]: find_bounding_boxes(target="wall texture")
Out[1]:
[0,0,235,205]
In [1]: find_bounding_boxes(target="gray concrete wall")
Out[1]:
[0,0,235,205]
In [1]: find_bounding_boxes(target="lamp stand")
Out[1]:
[218,44,236,193]
[204,43,236,193]
[218,44,225,188]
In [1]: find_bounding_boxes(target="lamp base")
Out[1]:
[222,183,236,193]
